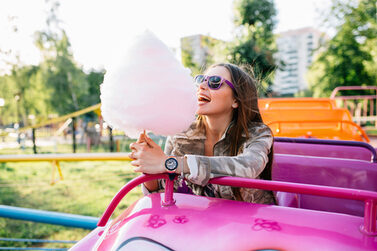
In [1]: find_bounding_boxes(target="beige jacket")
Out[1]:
[162,121,275,205]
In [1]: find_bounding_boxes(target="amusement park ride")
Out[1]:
[2,27,376,249]
[69,92,377,251]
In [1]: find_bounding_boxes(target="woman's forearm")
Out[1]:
[143,180,159,192]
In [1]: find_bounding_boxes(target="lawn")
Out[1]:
[0,144,142,249]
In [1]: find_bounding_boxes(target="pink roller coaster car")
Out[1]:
[71,139,377,251]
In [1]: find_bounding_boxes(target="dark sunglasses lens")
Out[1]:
[208,76,222,89]
[194,75,205,83]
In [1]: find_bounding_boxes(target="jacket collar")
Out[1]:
[175,120,236,141]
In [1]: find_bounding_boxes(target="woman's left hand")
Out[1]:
[128,133,167,174]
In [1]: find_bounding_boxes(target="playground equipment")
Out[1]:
[69,137,377,250]
[18,103,107,154]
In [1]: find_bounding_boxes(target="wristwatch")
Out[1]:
[165,156,178,173]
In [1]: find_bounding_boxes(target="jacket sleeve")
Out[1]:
[152,136,175,192]
[164,136,174,155]
[186,126,273,186]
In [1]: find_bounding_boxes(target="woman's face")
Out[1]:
[196,66,238,117]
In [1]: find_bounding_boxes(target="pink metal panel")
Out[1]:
[272,154,377,216]
[79,193,377,251]
[72,173,377,250]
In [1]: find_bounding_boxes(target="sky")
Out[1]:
[0,0,330,72]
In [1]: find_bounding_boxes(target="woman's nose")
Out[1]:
[198,80,208,90]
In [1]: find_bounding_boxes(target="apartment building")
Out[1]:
[273,27,325,95]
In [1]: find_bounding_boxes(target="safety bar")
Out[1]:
[209,176,377,236]
[267,120,370,142]
[97,174,377,236]
[274,137,377,163]
[97,174,175,227]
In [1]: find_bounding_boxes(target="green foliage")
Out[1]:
[84,69,105,107]
[35,16,89,114]
[0,0,104,126]
[0,160,140,248]
[308,0,377,97]
[181,39,201,76]
[228,0,277,94]
[233,0,276,46]
[180,35,227,75]
[0,64,51,126]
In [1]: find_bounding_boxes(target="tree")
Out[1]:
[0,62,50,126]
[84,69,105,107]
[308,0,377,97]
[82,68,105,120]
[34,1,89,114]
[181,38,201,76]
[228,0,278,93]
[0,0,103,125]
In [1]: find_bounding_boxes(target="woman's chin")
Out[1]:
[195,109,206,116]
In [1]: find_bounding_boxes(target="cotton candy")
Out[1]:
[100,30,198,138]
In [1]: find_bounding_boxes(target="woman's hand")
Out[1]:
[128,133,167,174]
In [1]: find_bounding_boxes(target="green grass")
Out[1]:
[0,158,142,249]
[365,128,377,136]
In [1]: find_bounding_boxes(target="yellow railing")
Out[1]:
[0,153,131,184]
[20,103,101,131]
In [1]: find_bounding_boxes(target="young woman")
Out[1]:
[129,63,275,204]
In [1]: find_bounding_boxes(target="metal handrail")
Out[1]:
[330,86,377,99]
[0,153,131,162]
[0,205,98,229]
[97,174,175,227]
[0,153,132,184]
[96,174,377,236]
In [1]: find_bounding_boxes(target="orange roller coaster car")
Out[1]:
[258,98,336,110]
[260,108,370,142]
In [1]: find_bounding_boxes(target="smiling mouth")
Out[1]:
[198,95,211,103]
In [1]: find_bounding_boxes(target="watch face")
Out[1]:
[165,158,178,171]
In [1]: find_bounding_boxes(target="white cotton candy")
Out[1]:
[100,30,198,138]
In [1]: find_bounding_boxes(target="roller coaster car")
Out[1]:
[70,139,377,251]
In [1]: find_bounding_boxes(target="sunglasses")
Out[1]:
[194,75,235,91]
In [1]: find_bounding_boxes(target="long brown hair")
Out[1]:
[197,63,274,181]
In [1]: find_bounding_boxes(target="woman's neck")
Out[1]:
[204,113,233,142]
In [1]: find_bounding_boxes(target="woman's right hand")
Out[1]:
[128,133,167,174]
[128,133,161,192]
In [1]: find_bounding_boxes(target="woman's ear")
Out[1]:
[232,100,239,108]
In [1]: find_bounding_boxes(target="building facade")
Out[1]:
[180,34,225,72]
[273,27,325,96]
[181,35,208,67]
